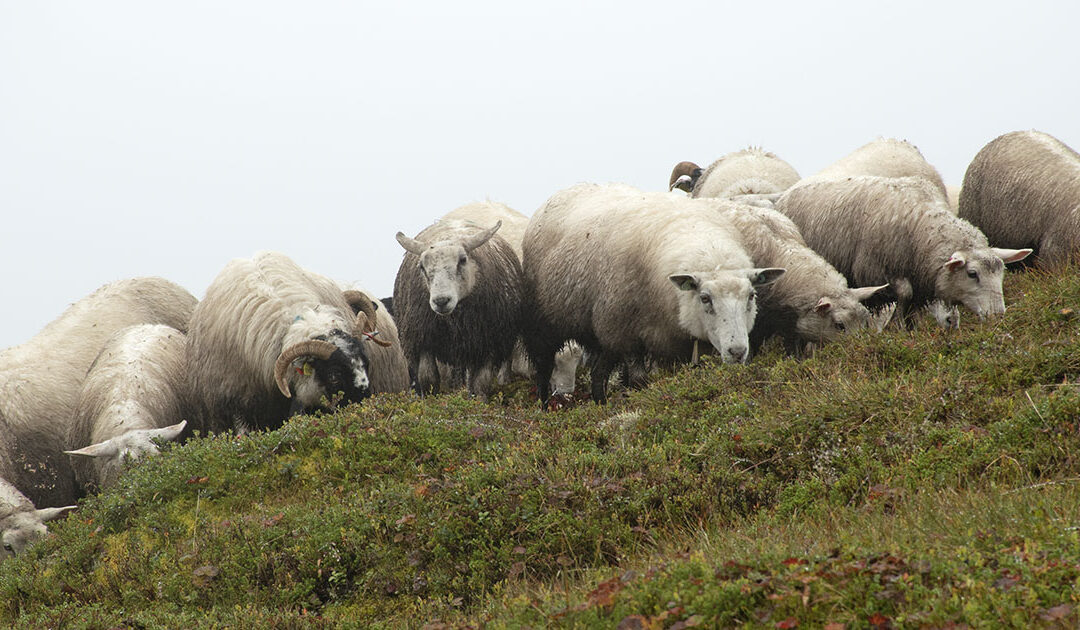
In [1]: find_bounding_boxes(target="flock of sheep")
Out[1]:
[2,129,1078,559]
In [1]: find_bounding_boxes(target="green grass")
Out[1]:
[3,267,1080,628]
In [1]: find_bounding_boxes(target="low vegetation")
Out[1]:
[3,266,1079,628]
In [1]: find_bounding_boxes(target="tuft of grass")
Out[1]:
[2,266,1080,627]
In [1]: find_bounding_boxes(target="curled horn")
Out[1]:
[395,232,427,255]
[344,291,394,347]
[273,339,338,398]
[668,161,702,191]
[462,221,502,253]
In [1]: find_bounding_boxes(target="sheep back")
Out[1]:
[694,147,801,198]
[66,324,187,493]
[801,137,948,198]
[959,130,1080,264]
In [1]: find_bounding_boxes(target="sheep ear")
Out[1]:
[147,420,187,443]
[65,440,119,459]
[749,268,786,286]
[669,274,700,292]
[462,221,502,252]
[991,247,1033,264]
[944,253,966,271]
[850,284,889,302]
[35,506,76,522]
[395,232,426,255]
[813,297,832,314]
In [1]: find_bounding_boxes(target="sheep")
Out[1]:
[713,202,888,352]
[63,324,189,494]
[522,183,785,405]
[1,421,75,558]
[668,161,703,193]
[0,277,196,507]
[341,289,410,393]
[775,176,1032,326]
[800,137,948,199]
[690,147,801,200]
[184,252,378,434]
[393,205,524,400]
[441,201,585,394]
[958,130,1080,265]
[945,185,962,215]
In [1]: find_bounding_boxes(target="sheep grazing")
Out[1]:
[1,422,75,558]
[801,137,948,199]
[691,147,801,200]
[959,130,1080,265]
[185,252,377,434]
[775,176,1032,326]
[341,289,410,393]
[522,183,785,404]
[393,204,524,399]
[0,277,196,507]
[668,161,703,193]
[64,324,189,493]
[714,202,887,352]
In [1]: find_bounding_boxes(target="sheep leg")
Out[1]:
[590,351,617,405]
[417,354,440,396]
[533,352,555,408]
[468,363,494,402]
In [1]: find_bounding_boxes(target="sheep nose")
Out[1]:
[727,345,747,362]
[433,296,450,310]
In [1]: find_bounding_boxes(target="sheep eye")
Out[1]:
[699,294,711,305]
[967,270,979,282]
[2,543,12,553]
[458,255,467,267]
[835,321,846,332]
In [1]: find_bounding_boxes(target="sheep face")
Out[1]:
[797,285,887,343]
[395,222,502,317]
[935,247,1031,318]
[290,330,371,411]
[65,421,187,489]
[670,268,785,364]
[1,506,74,557]
[417,243,478,316]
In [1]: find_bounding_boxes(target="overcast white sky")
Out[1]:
[1,1,1076,348]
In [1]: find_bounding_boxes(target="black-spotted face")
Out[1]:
[296,330,371,411]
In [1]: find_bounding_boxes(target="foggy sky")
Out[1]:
[1,1,1076,348]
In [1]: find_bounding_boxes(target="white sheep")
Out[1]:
[800,137,948,199]
[691,147,801,199]
[185,252,378,434]
[713,202,888,352]
[64,324,189,493]
[1,422,75,558]
[522,183,785,404]
[959,130,1080,265]
[775,176,1031,326]
[0,277,196,507]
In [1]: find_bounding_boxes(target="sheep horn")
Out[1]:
[273,339,338,398]
[395,232,427,255]
[462,220,502,252]
[354,311,392,347]
[668,161,701,191]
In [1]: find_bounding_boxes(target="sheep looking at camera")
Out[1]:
[394,207,524,399]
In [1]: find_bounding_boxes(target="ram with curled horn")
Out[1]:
[185,251,376,434]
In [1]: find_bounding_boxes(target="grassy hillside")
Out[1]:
[2,266,1079,628]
